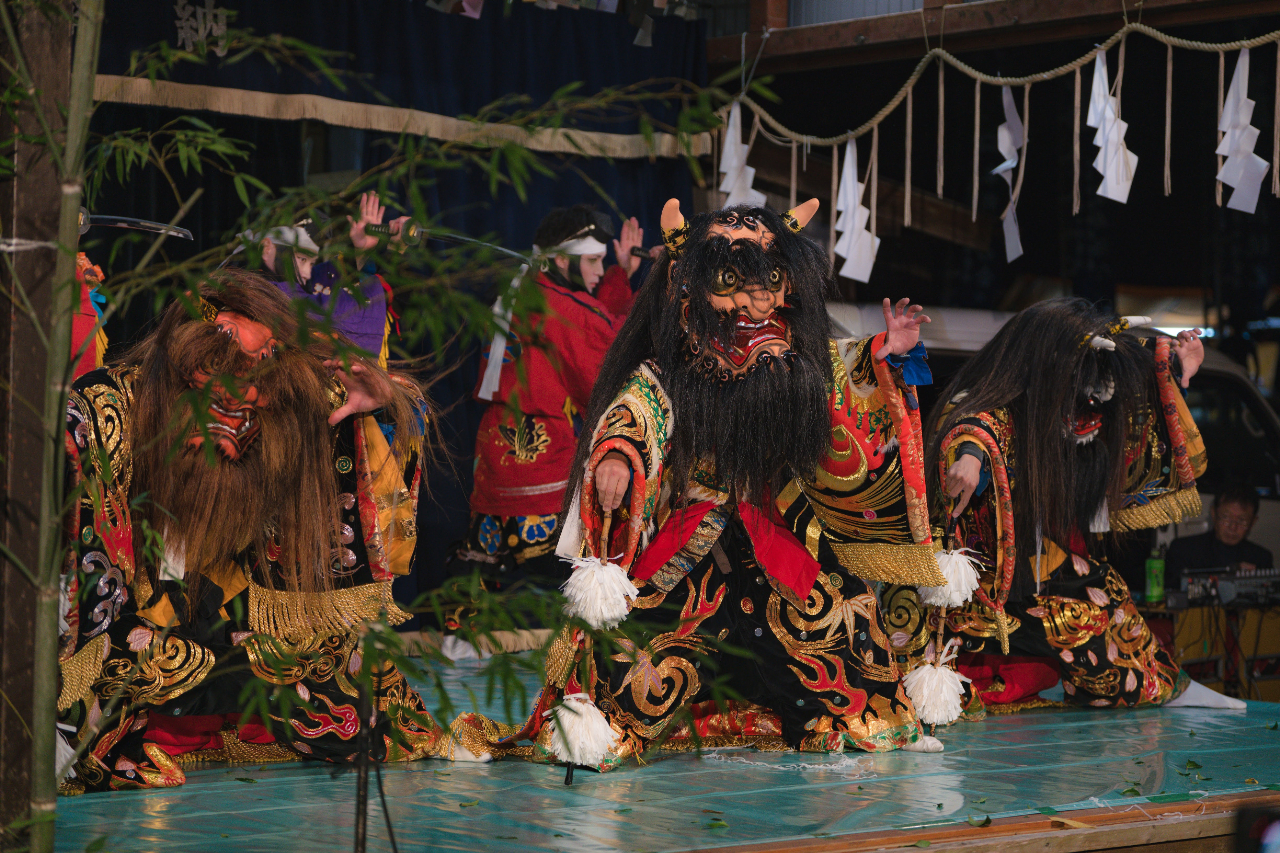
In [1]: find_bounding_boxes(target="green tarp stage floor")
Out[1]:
[55,659,1280,853]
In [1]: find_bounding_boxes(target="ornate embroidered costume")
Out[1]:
[56,272,453,794]
[451,199,944,768]
[891,301,1206,716]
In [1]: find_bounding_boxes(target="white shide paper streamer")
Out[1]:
[1216,48,1271,214]
[832,139,879,283]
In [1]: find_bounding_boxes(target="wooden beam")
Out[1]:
[710,0,1280,76]
[0,4,70,839]
[684,791,1280,853]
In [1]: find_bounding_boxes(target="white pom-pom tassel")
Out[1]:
[918,549,981,608]
[546,693,619,767]
[903,642,971,726]
[562,557,638,630]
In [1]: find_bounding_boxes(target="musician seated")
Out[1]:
[1167,485,1274,586]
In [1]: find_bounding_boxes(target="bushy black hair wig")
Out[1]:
[566,204,835,510]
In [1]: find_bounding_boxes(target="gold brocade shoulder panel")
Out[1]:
[777,340,944,587]
[1112,338,1205,532]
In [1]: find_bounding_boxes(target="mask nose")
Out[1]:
[731,286,782,321]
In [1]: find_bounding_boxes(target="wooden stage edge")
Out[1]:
[691,791,1280,853]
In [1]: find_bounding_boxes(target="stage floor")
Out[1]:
[55,658,1280,853]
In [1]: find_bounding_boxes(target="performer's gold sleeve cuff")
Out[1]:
[1111,488,1202,533]
[945,435,988,468]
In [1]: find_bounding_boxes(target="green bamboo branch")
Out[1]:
[0,685,32,740]
[28,2,103,850]
[131,187,202,273]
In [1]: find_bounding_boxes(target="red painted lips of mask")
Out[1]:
[686,307,794,379]
[186,370,265,460]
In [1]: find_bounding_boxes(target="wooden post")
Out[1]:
[0,4,72,844]
[748,0,788,31]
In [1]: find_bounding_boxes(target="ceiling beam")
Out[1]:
[709,0,1280,76]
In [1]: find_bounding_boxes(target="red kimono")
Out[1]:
[470,273,620,519]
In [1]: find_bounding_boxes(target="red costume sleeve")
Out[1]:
[593,265,635,319]
[545,289,619,413]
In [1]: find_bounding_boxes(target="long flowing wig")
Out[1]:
[924,297,1155,596]
[123,268,426,599]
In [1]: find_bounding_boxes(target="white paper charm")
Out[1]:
[719,102,767,208]
[1086,52,1138,204]
[1216,48,1271,214]
[992,86,1024,262]
[832,139,880,283]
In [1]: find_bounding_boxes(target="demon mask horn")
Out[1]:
[661,198,689,258]
[782,198,820,233]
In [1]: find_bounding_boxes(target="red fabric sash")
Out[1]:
[630,501,823,602]
[957,653,1060,705]
[630,501,716,580]
[144,713,275,755]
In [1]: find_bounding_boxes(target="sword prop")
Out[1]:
[364,222,532,263]
[78,207,194,240]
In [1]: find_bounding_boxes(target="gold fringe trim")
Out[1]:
[58,635,108,712]
[93,75,711,160]
[656,735,791,752]
[1111,488,1202,533]
[827,542,946,586]
[983,696,1069,715]
[173,727,300,766]
[248,580,410,643]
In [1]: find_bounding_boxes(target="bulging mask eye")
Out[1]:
[712,268,739,296]
[767,267,783,292]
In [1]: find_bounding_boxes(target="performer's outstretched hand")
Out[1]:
[595,451,632,512]
[613,217,644,276]
[348,191,387,253]
[875,297,930,360]
[945,453,983,518]
[1173,328,1204,388]
[326,359,393,425]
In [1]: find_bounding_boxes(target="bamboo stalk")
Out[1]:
[29,2,104,850]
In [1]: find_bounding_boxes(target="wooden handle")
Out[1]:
[599,510,613,558]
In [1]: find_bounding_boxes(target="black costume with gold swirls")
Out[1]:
[890,310,1205,715]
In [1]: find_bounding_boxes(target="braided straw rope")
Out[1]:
[731,22,1280,146]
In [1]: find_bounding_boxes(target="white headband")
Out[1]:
[232,226,320,256]
[553,235,608,257]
